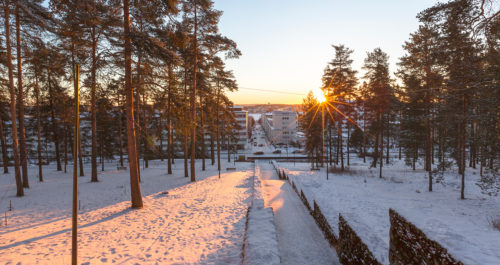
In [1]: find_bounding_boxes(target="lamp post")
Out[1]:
[72,64,79,265]
[322,103,329,180]
[314,87,328,180]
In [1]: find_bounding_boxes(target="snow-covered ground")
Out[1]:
[0,159,254,264]
[277,159,500,265]
[243,162,280,265]
[257,161,339,265]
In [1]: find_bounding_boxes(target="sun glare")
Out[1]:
[313,88,326,103]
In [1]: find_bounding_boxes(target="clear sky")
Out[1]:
[212,0,439,104]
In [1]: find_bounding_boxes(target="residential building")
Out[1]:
[262,109,297,145]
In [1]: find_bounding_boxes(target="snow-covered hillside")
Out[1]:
[0,160,254,264]
[277,159,500,265]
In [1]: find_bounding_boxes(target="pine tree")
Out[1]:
[300,92,323,168]
[322,44,358,171]
[398,24,442,191]
[122,0,142,208]
[362,48,393,178]
[3,0,23,196]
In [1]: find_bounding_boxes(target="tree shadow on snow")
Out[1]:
[0,208,132,251]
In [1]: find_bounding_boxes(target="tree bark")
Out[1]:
[167,64,173,174]
[48,69,62,171]
[64,125,68,173]
[123,0,143,208]
[362,102,367,163]
[71,64,79,265]
[386,119,390,164]
[426,105,432,192]
[183,66,189,178]
[339,120,344,171]
[158,112,163,161]
[118,96,124,167]
[90,26,98,182]
[135,56,142,176]
[142,93,148,169]
[379,114,383,178]
[190,3,198,182]
[200,96,205,171]
[210,132,215,165]
[4,0,23,196]
[347,123,350,166]
[460,95,466,199]
[216,88,221,178]
[0,118,8,174]
[15,4,28,188]
[35,75,43,181]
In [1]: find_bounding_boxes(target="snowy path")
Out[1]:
[0,165,253,264]
[257,161,340,265]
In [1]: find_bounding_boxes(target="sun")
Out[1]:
[312,88,326,103]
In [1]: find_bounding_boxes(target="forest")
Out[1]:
[0,0,241,207]
[300,0,500,199]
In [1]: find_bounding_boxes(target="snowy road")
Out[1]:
[257,161,340,265]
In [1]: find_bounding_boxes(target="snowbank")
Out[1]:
[244,198,280,265]
[243,162,280,265]
[278,158,500,265]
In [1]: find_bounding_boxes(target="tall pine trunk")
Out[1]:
[4,0,23,196]
[65,125,69,173]
[190,4,198,182]
[386,119,390,164]
[379,114,383,178]
[135,56,142,176]
[123,0,143,208]
[142,93,149,169]
[460,95,466,199]
[35,75,43,181]
[183,68,189,178]
[158,113,163,161]
[426,104,432,192]
[118,96,124,167]
[48,69,62,171]
[328,123,333,166]
[210,132,215,165]
[200,96,205,171]
[347,123,350,166]
[372,115,379,168]
[338,120,344,171]
[216,86,221,178]
[90,26,98,182]
[0,118,8,174]
[167,65,172,174]
[362,102,367,163]
[15,5,28,188]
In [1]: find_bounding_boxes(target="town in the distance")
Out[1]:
[0,0,499,264]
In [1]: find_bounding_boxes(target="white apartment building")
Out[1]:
[262,110,297,145]
[231,106,248,149]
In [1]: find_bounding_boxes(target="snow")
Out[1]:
[244,198,280,265]
[258,161,340,265]
[243,161,280,265]
[0,159,254,264]
[276,159,500,265]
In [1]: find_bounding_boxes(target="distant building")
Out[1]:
[231,106,248,149]
[262,109,297,145]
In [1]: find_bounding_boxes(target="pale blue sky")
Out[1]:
[212,0,439,104]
